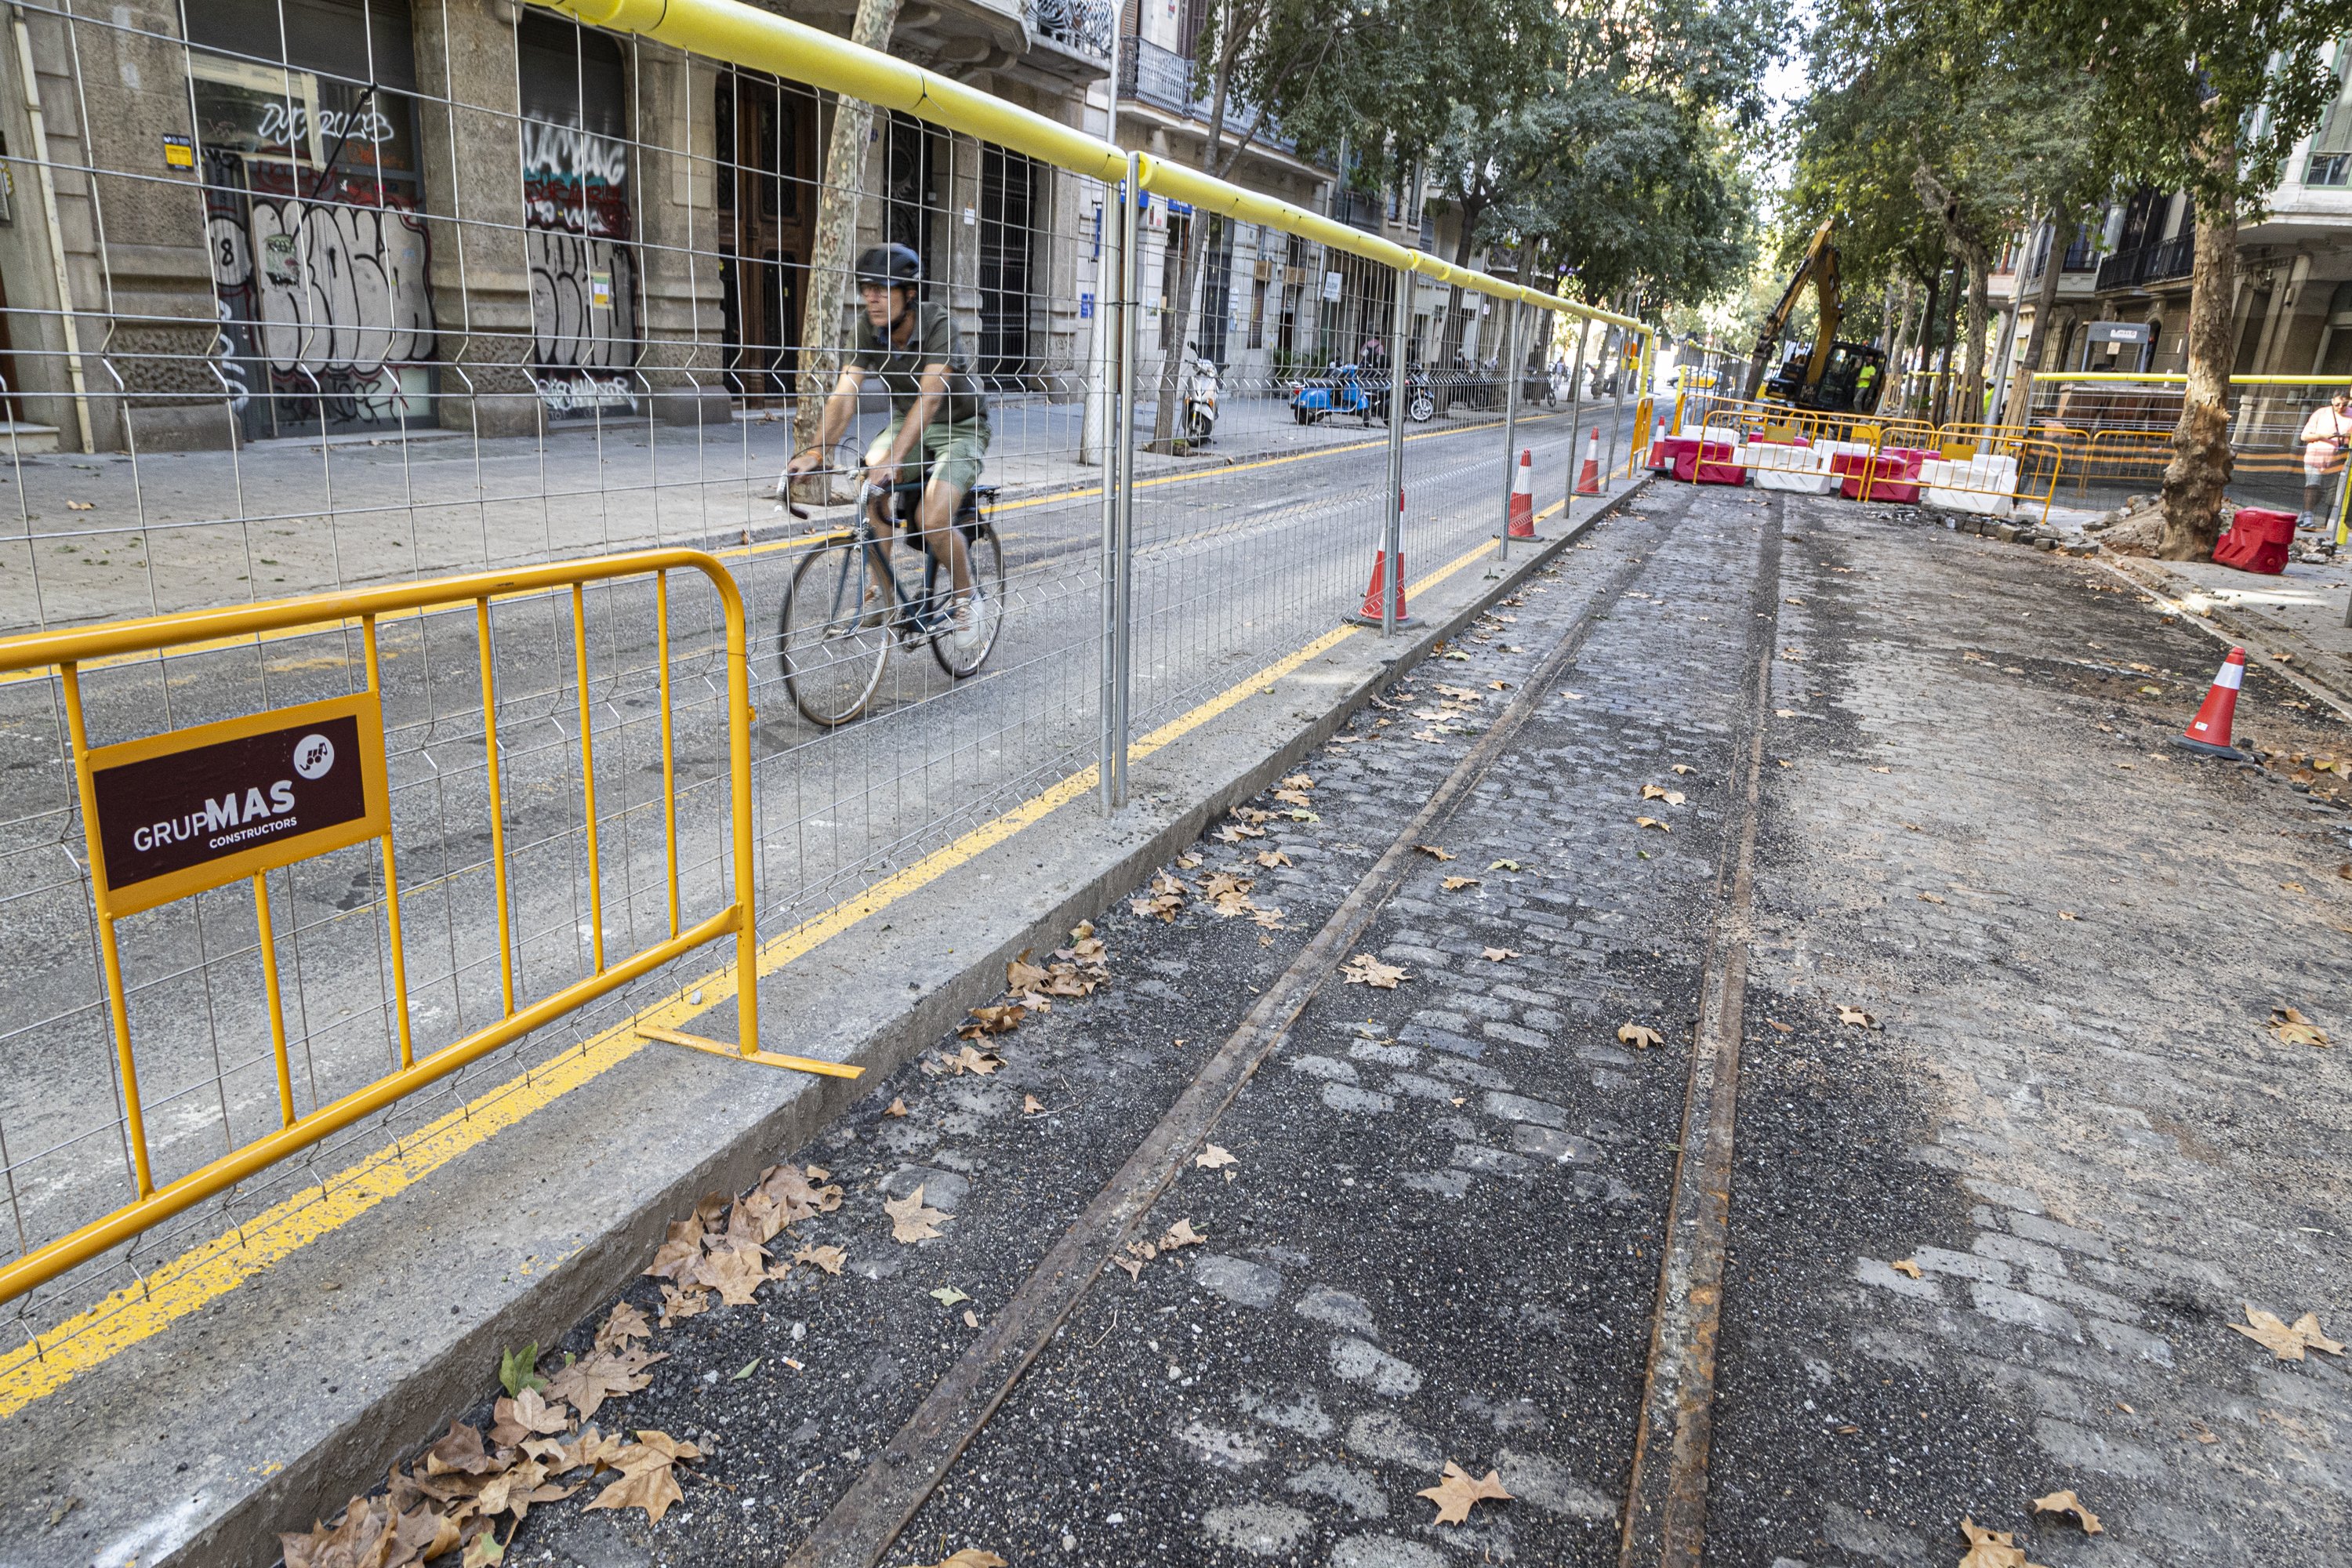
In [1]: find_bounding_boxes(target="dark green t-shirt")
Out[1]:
[852,302,985,426]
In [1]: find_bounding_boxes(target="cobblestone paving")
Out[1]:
[1709,501,2352,1568]
[299,475,2352,1568]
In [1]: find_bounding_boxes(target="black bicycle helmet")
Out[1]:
[854,242,923,289]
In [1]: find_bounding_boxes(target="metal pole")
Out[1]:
[1497,301,1521,561]
[1606,326,1625,484]
[1098,158,1136,808]
[1566,317,1587,515]
[1109,151,1142,805]
[1081,34,1123,466]
[1384,263,1409,636]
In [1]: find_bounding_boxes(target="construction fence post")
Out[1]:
[1498,300,1522,561]
[1100,155,1139,809]
[1383,263,1410,636]
[1566,318,1588,516]
[1606,328,1625,482]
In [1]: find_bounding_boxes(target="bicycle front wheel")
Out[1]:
[781,539,891,725]
[930,523,1006,679]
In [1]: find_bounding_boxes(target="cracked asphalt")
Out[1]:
[296,478,2352,1568]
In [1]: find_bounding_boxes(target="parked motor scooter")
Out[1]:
[1181,342,1220,442]
[1289,363,1381,426]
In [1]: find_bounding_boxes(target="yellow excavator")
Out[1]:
[1743,219,1886,413]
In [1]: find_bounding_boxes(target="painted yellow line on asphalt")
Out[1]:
[0,529,1538,1416]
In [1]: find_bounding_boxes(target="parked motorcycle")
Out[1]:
[1181,342,1220,442]
[1289,362,1384,426]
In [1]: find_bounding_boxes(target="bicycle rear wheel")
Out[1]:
[930,522,1006,679]
[781,539,891,725]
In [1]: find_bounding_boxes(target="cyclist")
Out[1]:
[783,243,993,653]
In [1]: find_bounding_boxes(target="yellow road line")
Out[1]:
[0,527,1544,1415]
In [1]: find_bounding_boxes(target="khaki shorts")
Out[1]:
[866,413,990,499]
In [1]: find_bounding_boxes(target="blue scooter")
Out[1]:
[1289,363,1384,426]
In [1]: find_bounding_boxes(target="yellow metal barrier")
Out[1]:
[0,549,811,1306]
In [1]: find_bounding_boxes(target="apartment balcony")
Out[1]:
[2094,233,2194,292]
[1117,36,1297,155]
[1331,188,1381,233]
[1029,0,1110,59]
[2023,234,2098,287]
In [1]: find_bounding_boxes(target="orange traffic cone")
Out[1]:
[1574,427,1602,495]
[1507,448,1537,539]
[2176,647,2246,758]
[1346,549,1412,627]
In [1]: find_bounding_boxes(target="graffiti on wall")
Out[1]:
[207,188,437,431]
[523,122,640,414]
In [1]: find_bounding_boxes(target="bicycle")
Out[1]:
[775,463,1005,727]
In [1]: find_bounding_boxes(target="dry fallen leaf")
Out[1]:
[2058,910,2078,920]
[912,1553,1008,1568]
[2269,1007,2330,1048]
[694,1238,770,1307]
[1890,1258,1922,1279]
[1417,1461,1512,1526]
[644,1217,705,1281]
[1481,947,1520,962]
[1918,892,1946,904]
[583,1432,702,1525]
[2031,1490,2102,1535]
[1956,1518,2045,1568]
[1489,858,1519,871]
[1635,816,1670,832]
[1023,1094,1045,1115]
[593,1301,651,1354]
[1617,1022,1663,1050]
[1280,773,1313,789]
[488,1387,572,1446]
[956,1012,1022,1044]
[886,1098,908,1118]
[1132,869,1189,918]
[1160,1218,1207,1249]
[1442,875,1480,891]
[792,1243,846,1276]
[1256,849,1292,868]
[542,1348,661,1425]
[2230,1304,2345,1361]
[1341,954,1409,989]
[886,1185,951,1244]
[281,1496,398,1568]
[656,1283,710,1325]
[1671,764,1694,775]
[1272,788,1313,807]
[1837,1006,1875,1028]
[423,1421,502,1477]
[1196,1144,1238,1169]
[1415,844,1457,861]
[1640,784,1686,805]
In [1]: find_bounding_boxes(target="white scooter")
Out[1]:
[1181,343,1220,443]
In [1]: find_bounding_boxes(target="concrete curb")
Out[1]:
[7,477,1653,1568]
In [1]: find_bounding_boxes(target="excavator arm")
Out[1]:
[1743,219,1842,401]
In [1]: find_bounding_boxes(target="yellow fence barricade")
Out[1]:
[0,550,822,1307]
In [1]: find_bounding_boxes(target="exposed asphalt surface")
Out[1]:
[274,479,2352,1568]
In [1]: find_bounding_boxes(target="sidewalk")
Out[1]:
[2104,550,2352,717]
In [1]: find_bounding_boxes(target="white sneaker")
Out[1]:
[949,588,990,659]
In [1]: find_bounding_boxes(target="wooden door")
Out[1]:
[717,71,814,403]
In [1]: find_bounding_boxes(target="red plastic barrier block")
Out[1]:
[2214,506,2294,575]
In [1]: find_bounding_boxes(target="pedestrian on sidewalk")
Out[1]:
[2297,388,2352,546]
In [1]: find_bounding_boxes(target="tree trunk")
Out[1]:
[1149,214,1212,448]
[1932,260,1961,428]
[2009,209,2068,429]
[1958,247,1990,428]
[1877,275,1915,416]
[1911,267,1940,419]
[793,0,906,492]
[2158,145,2239,561]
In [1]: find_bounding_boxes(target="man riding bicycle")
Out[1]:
[782,242,993,654]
